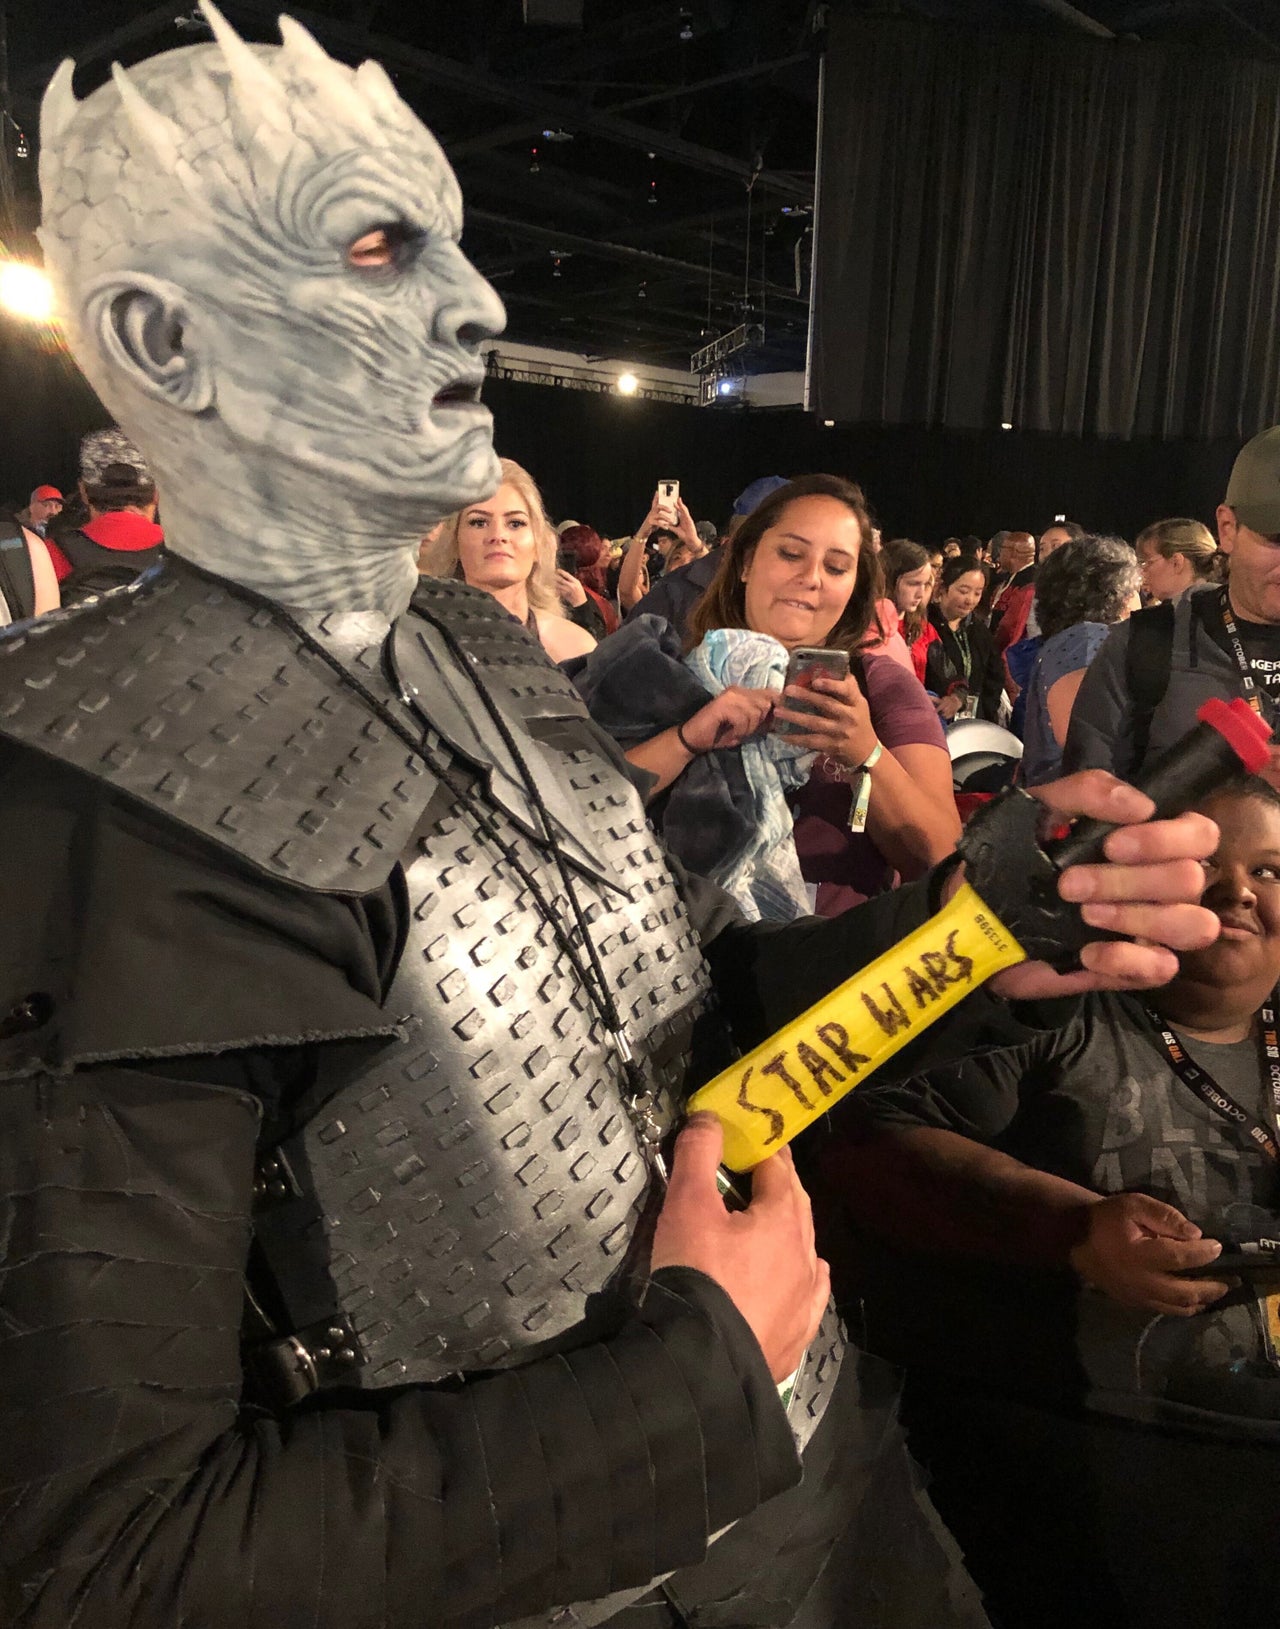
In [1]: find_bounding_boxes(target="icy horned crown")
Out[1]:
[39,2,461,312]
[35,2,505,616]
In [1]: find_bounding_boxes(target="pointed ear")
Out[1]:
[82,275,214,414]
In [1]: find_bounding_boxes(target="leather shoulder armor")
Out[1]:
[0,559,432,893]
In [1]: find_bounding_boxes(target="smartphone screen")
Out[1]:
[774,647,849,734]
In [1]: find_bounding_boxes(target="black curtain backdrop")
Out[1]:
[812,13,1280,441]
[0,344,1238,549]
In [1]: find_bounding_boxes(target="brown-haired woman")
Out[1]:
[881,539,934,651]
[630,474,960,913]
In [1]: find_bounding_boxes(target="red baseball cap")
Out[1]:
[31,485,62,502]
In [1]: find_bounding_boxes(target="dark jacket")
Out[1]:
[923,604,1005,721]
[626,551,720,640]
[48,512,165,605]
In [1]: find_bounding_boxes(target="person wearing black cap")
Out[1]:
[46,427,165,605]
[1065,426,1280,786]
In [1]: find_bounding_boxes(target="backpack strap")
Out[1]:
[0,523,37,623]
[1124,599,1175,775]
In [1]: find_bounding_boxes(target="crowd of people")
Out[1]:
[10,416,1278,1625]
[5,14,1280,1627]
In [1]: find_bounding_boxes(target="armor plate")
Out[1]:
[251,596,718,1384]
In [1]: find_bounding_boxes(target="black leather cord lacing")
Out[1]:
[261,586,662,1150]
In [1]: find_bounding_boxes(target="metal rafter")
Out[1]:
[466,206,808,305]
[11,3,188,102]
[448,51,814,161]
[213,2,812,202]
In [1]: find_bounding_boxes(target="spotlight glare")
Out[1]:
[0,262,54,323]
[617,372,639,396]
[717,379,735,397]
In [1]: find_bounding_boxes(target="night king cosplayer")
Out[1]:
[0,7,1216,1628]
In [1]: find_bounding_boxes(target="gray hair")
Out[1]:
[1035,535,1141,641]
[80,426,151,485]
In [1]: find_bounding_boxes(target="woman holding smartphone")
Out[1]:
[614,475,959,914]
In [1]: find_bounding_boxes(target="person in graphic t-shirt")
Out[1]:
[1065,426,1280,788]
[829,779,1280,1629]
[46,427,165,605]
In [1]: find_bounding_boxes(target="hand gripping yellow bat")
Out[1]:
[687,699,1271,1171]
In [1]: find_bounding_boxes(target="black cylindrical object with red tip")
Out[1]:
[1044,697,1272,873]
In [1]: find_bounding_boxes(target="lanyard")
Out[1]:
[950,621,973,684]
[1144,999,1280,1164]
[1218,587,1267,717]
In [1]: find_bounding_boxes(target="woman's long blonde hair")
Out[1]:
[421,457,565,616]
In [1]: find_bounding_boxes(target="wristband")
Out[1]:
[676,719,703,756]
[823,740,883,784]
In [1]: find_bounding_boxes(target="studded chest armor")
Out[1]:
[247,581,720,1391]
[0,561,841,1438]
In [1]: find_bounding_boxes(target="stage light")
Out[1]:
[1001,421,1013,430]
[617,372,639,395]
[0,262,54,323]
[823,419,835,428]
[717,379,736,397]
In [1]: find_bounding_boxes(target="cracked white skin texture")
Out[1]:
[38,3,506,618]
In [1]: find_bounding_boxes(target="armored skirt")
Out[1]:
[0,560,1013,1627]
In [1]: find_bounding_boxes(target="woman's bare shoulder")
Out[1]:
[536,612,597,662]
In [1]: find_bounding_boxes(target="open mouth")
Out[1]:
[432,378,484,410]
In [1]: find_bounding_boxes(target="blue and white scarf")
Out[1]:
[684,628,815,922]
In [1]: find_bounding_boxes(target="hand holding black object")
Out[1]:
[652,1113,829,1383]
[964,697,1270,999]
[555,568,587,607]
[1069,1193,1230,1315]
[974,774,1220,1003]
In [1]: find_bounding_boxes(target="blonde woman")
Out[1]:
[423,458,596,663]
[1135,518,1222,604]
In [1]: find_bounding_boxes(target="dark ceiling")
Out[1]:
[4,0,1280,375]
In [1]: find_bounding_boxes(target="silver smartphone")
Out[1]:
[774,647,849,735]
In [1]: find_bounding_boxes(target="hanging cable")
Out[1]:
[705,220,715,336]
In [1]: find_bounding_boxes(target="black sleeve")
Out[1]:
[0,746,403,1072]
[673,856,1072,1084]
[0,1063,799,1629]
[978,627,1006,721]
[845,1033,1059,1141]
